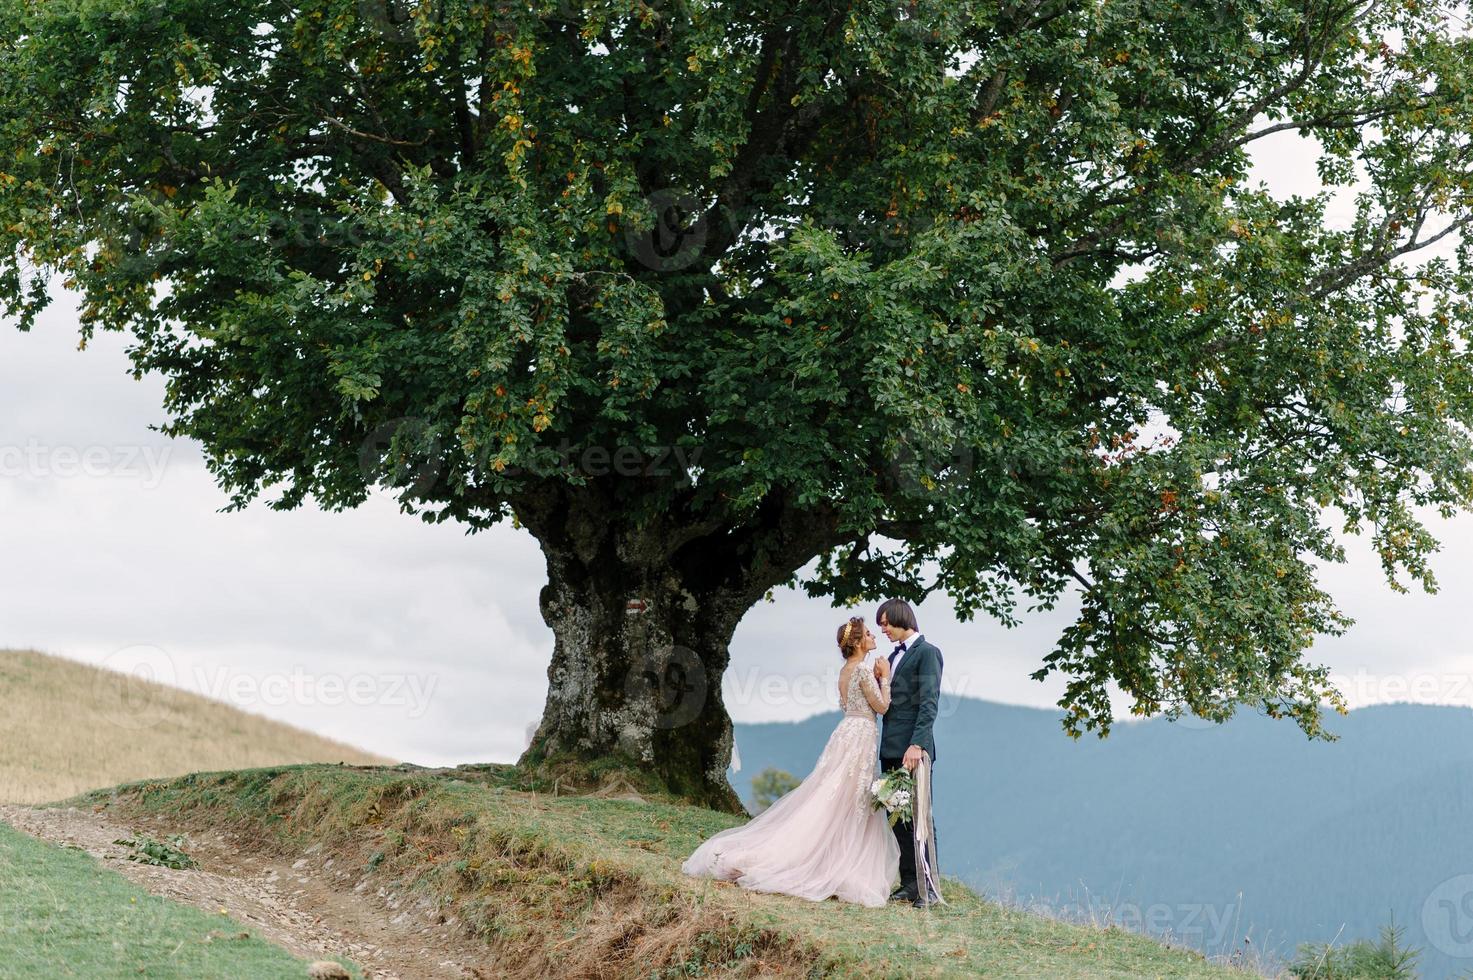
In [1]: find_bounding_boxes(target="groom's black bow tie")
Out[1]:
[889,642,908,664]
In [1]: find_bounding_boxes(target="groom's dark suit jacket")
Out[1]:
[880,637,943,762]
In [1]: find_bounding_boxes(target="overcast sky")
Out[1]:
[3,127,1470,769]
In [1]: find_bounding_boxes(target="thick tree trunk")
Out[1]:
[517,549,748,812]
[512,494,763,813]
[511,487,839,814]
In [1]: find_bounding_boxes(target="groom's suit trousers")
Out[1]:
[880,755,937,895]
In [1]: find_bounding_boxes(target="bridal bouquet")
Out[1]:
[869,767,915,828]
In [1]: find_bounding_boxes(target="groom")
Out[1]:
[875,598,943,909]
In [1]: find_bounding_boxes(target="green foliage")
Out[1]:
[1288,920,1421,980]
[749,766,799,811]
[113,831,200,870]
[870,764,916,828]
[4,0,1473,742]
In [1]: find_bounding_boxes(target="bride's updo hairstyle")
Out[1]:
[836,616,865,660]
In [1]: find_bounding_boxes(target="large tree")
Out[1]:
[4,0,1473,811]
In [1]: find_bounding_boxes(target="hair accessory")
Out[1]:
[840,622,853,645]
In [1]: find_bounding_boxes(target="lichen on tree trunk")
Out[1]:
[518,557,748,811]
[512,489,837,814]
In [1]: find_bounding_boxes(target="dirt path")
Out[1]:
[0,803,498,980]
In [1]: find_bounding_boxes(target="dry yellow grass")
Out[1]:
[0,647,397,804]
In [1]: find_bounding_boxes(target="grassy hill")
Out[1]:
[60,763,1264,979]
[0,648,396,804]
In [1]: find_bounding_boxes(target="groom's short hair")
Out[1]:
[876,598,919,632]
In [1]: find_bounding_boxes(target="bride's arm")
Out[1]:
[859,665,891,713]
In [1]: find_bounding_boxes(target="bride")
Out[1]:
[681,617,902,906]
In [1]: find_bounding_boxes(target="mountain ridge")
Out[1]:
[732,695,1473,979]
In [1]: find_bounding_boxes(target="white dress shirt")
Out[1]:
[890,632,923,673]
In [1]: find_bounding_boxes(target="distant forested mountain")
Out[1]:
[732,699,1473,979]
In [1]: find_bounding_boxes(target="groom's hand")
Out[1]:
[903,745,924,771]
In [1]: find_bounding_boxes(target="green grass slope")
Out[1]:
[0,818,360,979]
[64,764,1262,979]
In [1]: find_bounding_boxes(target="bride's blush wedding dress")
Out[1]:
[681,663,902,907]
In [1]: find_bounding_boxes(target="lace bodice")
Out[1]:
[842,663,889,719]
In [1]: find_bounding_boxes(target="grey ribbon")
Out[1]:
[912,749,947,906]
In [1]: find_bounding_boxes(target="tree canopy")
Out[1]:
[4,0,1473,801]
